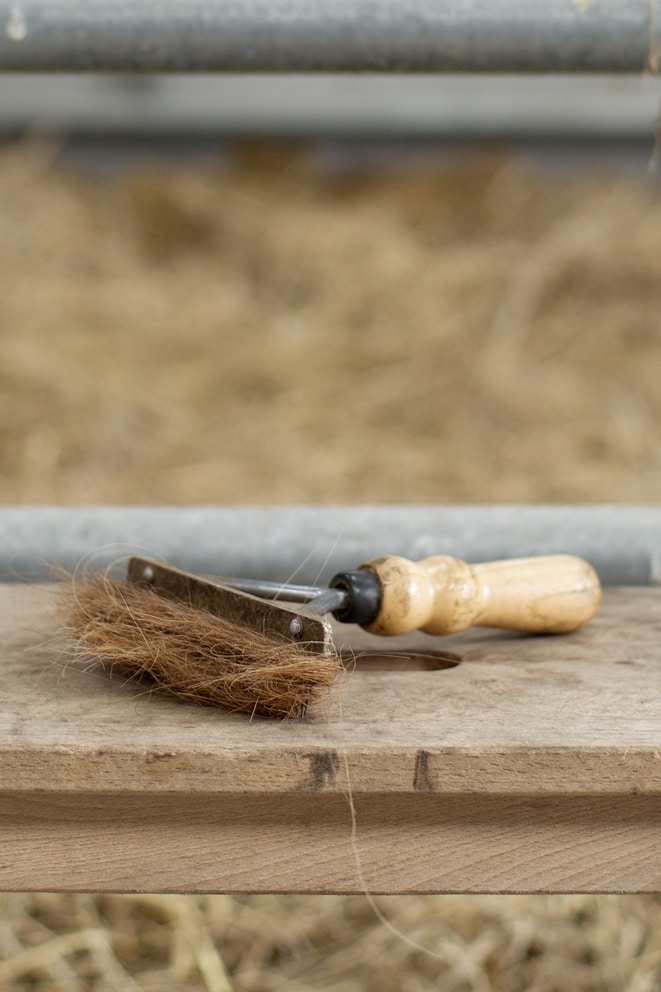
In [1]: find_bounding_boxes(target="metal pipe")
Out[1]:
[0,1,655,73]
[1,506,660,586]
[2,74,661,137]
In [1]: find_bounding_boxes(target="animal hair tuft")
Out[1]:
[61,573,341,719]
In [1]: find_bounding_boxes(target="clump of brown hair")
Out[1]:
[61,573,341,719]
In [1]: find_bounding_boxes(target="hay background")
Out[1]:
[1,137,661,989]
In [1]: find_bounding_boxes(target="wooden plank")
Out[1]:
[2,585,659,796]
[3,793,661,894]
[1,584,660,893]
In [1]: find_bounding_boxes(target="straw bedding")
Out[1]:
[1,137,660,990]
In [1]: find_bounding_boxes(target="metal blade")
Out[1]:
[127,557,334,655]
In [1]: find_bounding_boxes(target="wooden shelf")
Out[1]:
[1,584,659,894]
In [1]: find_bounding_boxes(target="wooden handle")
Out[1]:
[360,554,601,636]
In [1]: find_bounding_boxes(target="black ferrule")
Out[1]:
[329,568,381,627]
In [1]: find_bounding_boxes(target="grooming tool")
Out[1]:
[63,552,599,720]
[129,551,601,653]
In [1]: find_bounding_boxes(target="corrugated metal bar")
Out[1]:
[0,1,655,73]
[1,506,659,586]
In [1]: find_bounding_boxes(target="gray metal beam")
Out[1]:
[1,506,660,586]
[2,74,661,137]
[0,1,655,73]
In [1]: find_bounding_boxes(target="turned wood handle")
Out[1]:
[360,554,601,636]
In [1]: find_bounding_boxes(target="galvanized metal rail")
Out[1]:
[1,506,660,586]
[0,0,656,73]
[2,74,661,137]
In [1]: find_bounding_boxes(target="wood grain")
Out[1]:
[363,553,600,635]
[1,584,660,893]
